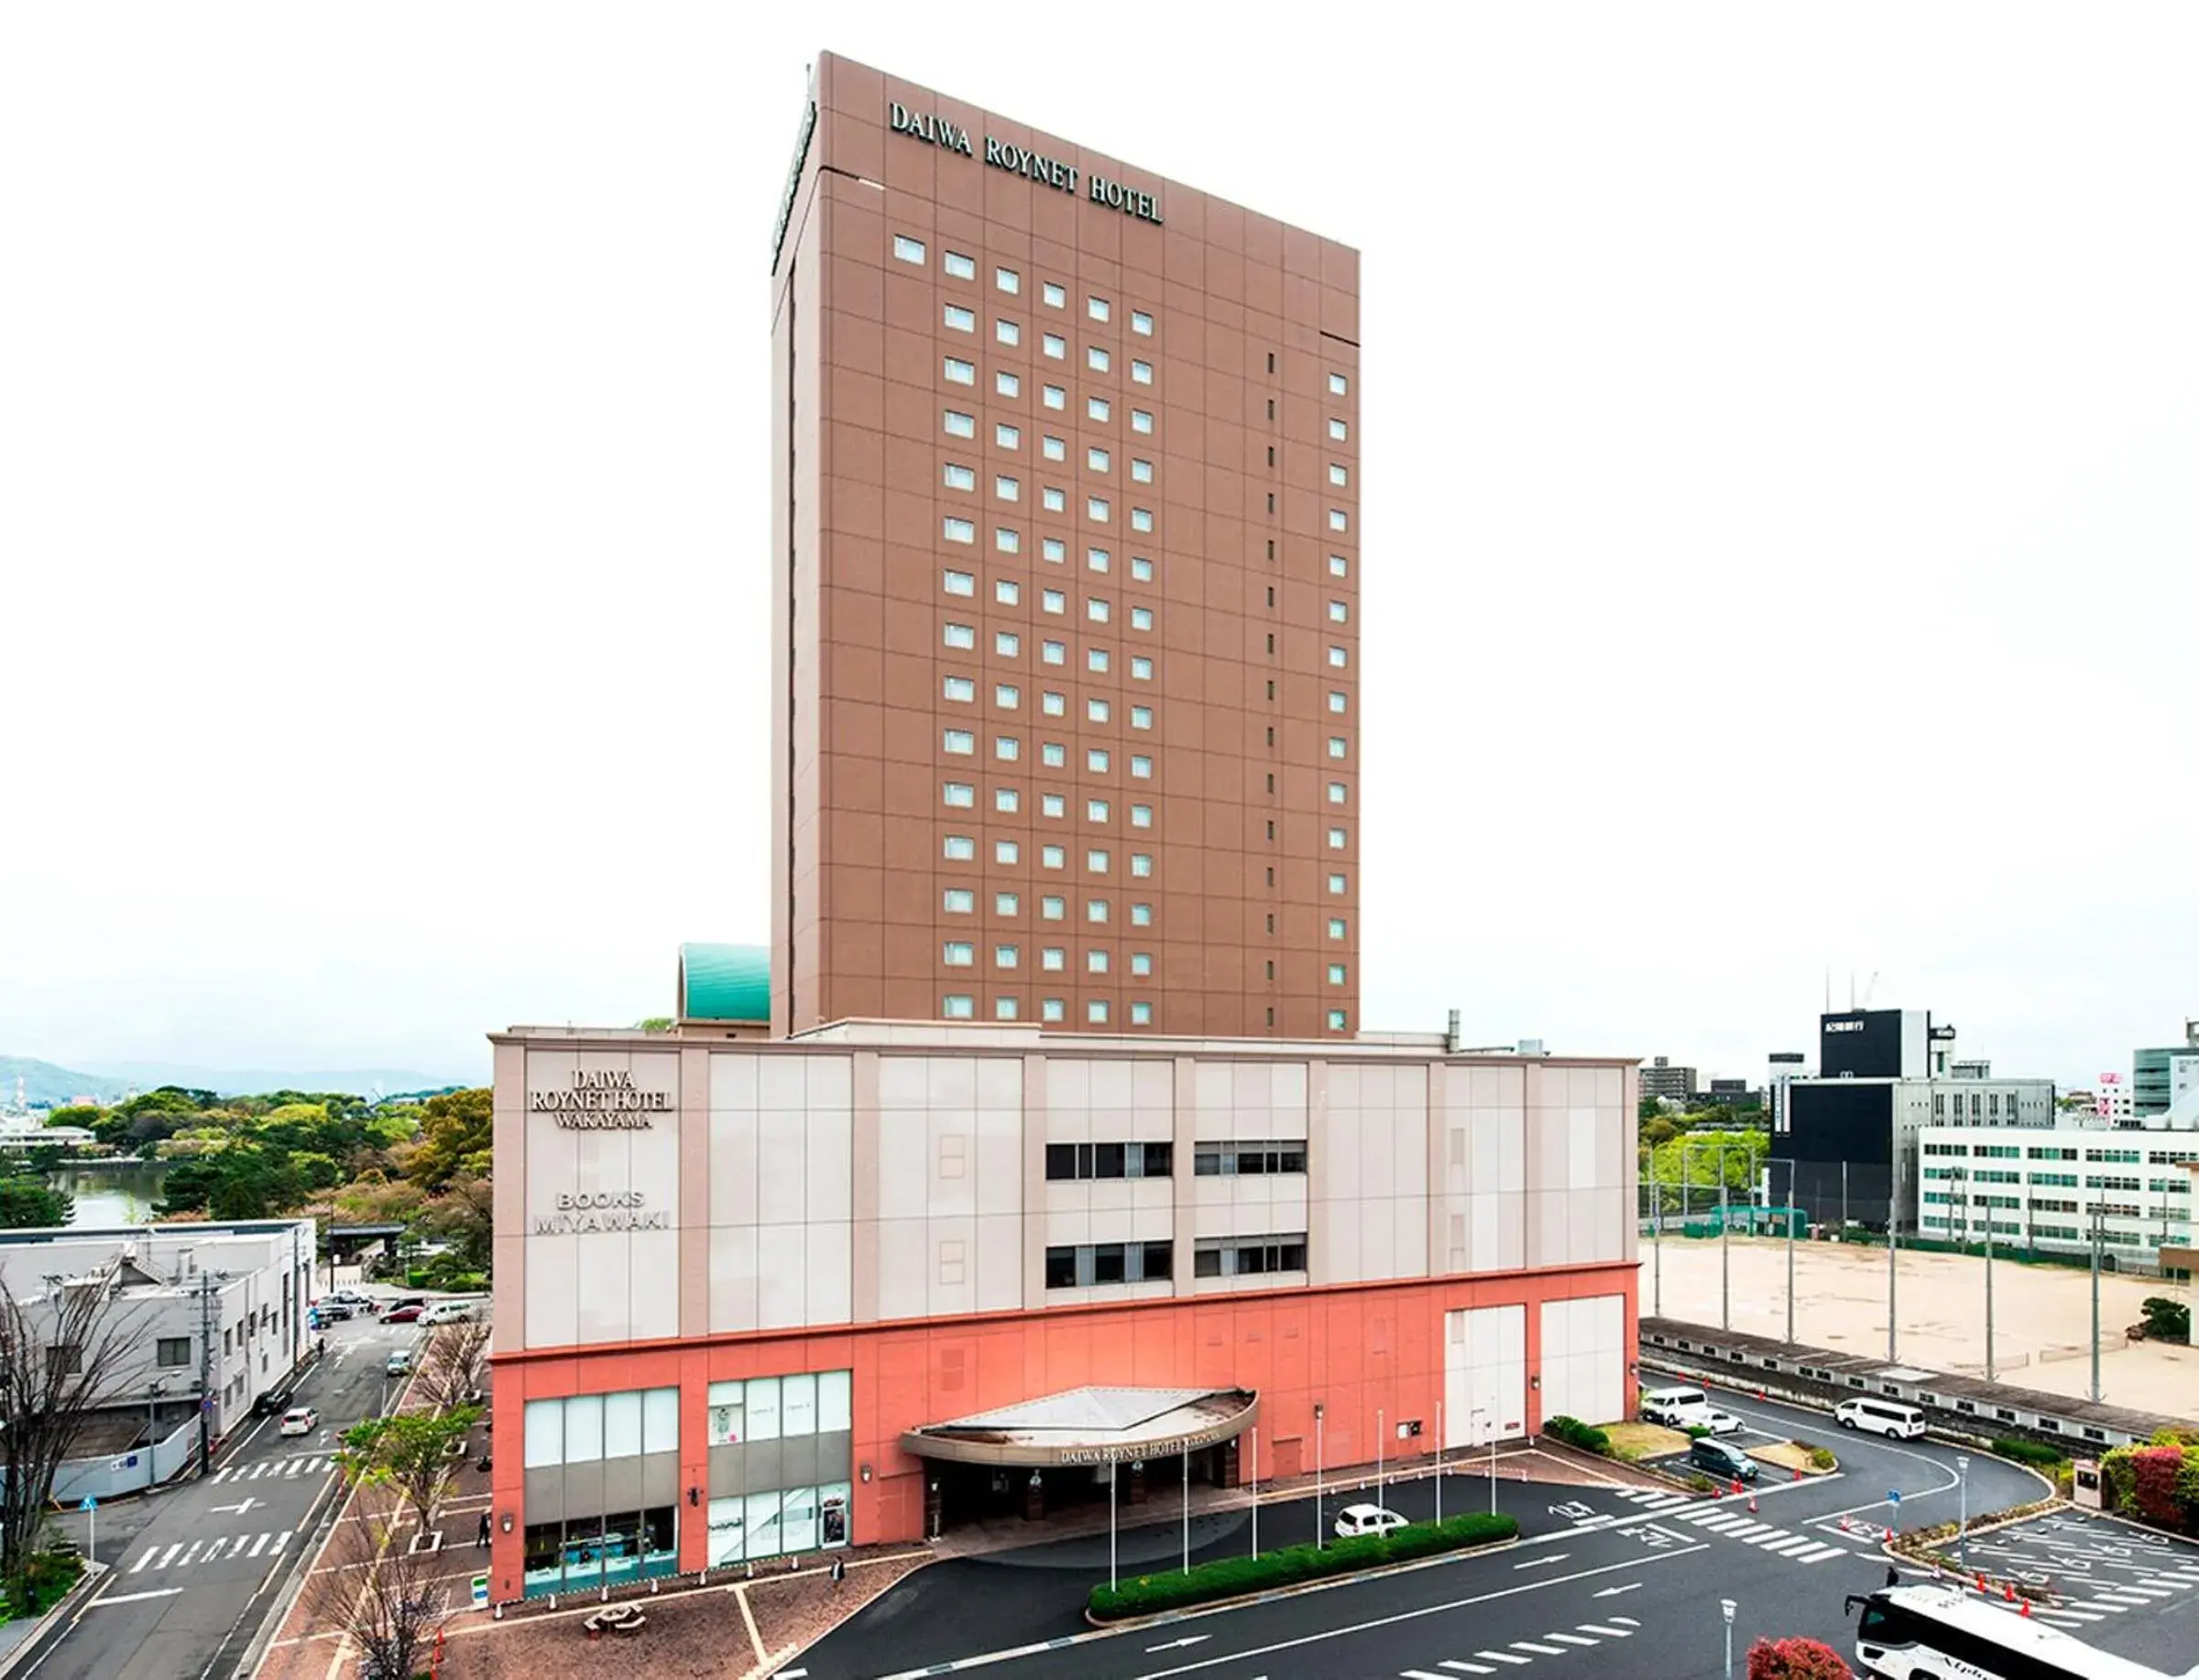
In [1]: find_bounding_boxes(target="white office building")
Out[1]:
[1916,1126,2196,1268]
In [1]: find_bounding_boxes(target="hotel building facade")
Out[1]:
[481,53,1642,1606]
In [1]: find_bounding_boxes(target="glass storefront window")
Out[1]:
[747,1378,781,1441]
[523,1401,563,1468]
[707,1380,744,1445]
[782,1372,817,1437]
[746,1489,783,1559]
[522,1507,679,1596]
[819,1481,851,1548]
[565,1394,604,1462]
[707,1496,746,1565]
[782,1485,820,1553]
[643,1387,679,1453]
[819,1370,852,1434]
[604,1391,642,1458]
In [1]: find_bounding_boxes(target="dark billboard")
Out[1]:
[1819,1009,1906,1079]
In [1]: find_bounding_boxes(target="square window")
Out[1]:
[1042,845,1065,870]
[944,250,975,279]
[997,318,1021,346]
[1130,606,1154,631]
[1087,546,1110,573]
[996,527,1020,553]
[1088,999,1110,1024]
[943,569,975,595]
[1087,747,1110,772]
[1328,918,1347,939]
[1042,434,1067,462]
[1042,640,1066,666]
[943,941,974,966]
[1328,736,1348,758]
[1130,754,1152,778]
[996,370,1020,398]
[1328,690,1347,713]
[996,997,1020,1020]
[1329,646,1348,668]
[1087,946,1109,970]
[943,463,975,491]
[893,235,926,265]
[1043,385,1066,410]
[994,944,1019,969]
[1042,792,1065,818]
[1131,556,1154,582]
[1088,345,1110,372]
[995,475,1020,502]
[1329,418,1349,440]
[1043,281,1067,309]
[1131,360,1153,385]
[995,788,1020,813]
[1131,310,1153,335]
[1131,656,1153,681]
[1130,507,1153,533]
[1089,446,1110,472]
[997,422,1021,449]
[1131,803,1152,827]
[1329,508,1348,531]
[1041,690,1066,715]
[1131,408,1154,434]
[1327,780,1347,803]
[1328,826,1347,848]
[944,409,976,439]
[1088,648,1110,672]
[1132,458,1153,484]
[1088,698,1110,724]
[1087,798,1110,822]
[996,891,1021,915]
[1130,1000,1152,1025]
[1086,847,1110,873]
[1089,395,1111,421]
[995,630,1020,656]
[1131,901,1153,926]
[1328,1008,1347,1031]
[996,579,1021,605]
[944,888,974,913]
[1130,952,1153,976]
[943,675,974,703]
[944,521,975,547]
[1329,463,1348,486]
[1042,947,1066,972]
[1042,997,1066,1021]
[997,267,1021,294]
[944,356,975,385]
[996,838,1020,864]
[1329,372,1348,395]
[994,682,1020,707]
[945,622,976,649]
[943,303,974,332]
[1329,600,1349,623]
[1328,873,1347,894]
[1329,554,1348,577]
[996,736,1021,760]
[1089,596,1111,622]
[1042,895,1066,921]
[1043,333,1066,359]
[944,994,974,1018]
[1088,496,1110,522]
[1043,486,1066,513]
[945,835,976,860]
[1042,537,1067,562]
[1130,705,1153,729]
[943,728,974,755]
[1131,853,1153,878]
[1089,296,1110,322]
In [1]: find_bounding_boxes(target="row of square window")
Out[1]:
[948,454,1151,488]
[944,570,1350,627]
[890,235,1355,403]
[942,831,1351,893]
[943,886,1351,941]
[949,693,1154,728]
[944,672,1351,716]
[945,619,1355,672]
[945,351,1153,387]
[942,995,1351,1030]
[944,778,1352,837]
[945,506,1154,540]
[945,729,1350,765]
[941,941,1351,982]
[946,401,1154,436]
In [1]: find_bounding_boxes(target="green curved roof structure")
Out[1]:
[678,943,771,1022]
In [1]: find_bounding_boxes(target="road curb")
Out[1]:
[0,1560,107,1680]
[1081,1533,1522,1632]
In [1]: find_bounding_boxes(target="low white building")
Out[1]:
[1916,1126,2196,1269]
[0,1219,318,1493]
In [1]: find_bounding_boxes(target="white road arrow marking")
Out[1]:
[1592,1582,1644,1598]
[87,1587,185,1609]
[210,1498,258,1515]
[1145,1635,1211,1652]
[1514,1555,1568,1570]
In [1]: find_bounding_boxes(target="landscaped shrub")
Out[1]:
[1087,1511,1517,1620]
[1746,1635,1853,1680]
[1807,1446,1837,1471]
[2132,1445,2186,1530]
[2101,1442,2199,1537]
[1992,1437,2066,1468]
[1543,1415,1613,1456]
[2141,1296,2191,1343]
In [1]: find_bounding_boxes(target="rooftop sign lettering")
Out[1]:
[889,102,1162,225]
[529,1068,671,1128]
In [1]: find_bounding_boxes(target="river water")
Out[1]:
[48,1160,172,1226]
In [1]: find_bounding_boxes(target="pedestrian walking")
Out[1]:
[477,1511,491,1549]
[829,1555,845,1588]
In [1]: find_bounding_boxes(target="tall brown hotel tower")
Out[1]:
[771,53,1361,1040]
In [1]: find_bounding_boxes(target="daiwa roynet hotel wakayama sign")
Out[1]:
[888,101,1163,224]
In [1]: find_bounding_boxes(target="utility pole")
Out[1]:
[1784,1159,1797,1347]
[1842,1160,1849,1236]
[196,1272,219,1478]
[1985,1188,1997,1383]
[2090,1201,2105,1403]
[1719,1145,1731,1334]
[1887,1193,1899,1365]
[1649,1154,1661,1316]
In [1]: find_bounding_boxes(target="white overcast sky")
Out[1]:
[4,5,2194,1089]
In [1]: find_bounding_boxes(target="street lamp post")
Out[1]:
[1109,1463,1118,1590]
[1250,1426,1258,1560]
[1435,1400,1443,1526]
[1314,1403,1325,1548]
[1649,1153,1661,1316]
[1376,1407,1385,1505]
[1180,1451,1189,1576]
[1722,1598,1737,1680]
[1719,1142,1732,1332]
[2090,1201,2106,1403]
[1957,1454,1970,1570]
[1887,1192,1900,1364]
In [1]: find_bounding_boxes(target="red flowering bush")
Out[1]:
[2132,1445,2187,1530]
[1747,1634,1853,1679]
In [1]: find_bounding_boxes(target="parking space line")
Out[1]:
[1439,1663,1496,1675]
[1510,1642,1565,1657]
[1473,1653,1530,1666]
[1578,1624,1632,1638]
[1544,1633,1598,1646]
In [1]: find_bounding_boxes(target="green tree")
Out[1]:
[44,1106,104,1132]
[155,1144,304,1221]
[418,1172,491,1273]
[0,1177,73,1227]
[405,1088,490,1195]
[336,1406,482,1528]
[1637,1094,1666,1123]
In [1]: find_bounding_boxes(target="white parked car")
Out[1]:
[279,1406,319,1437]
[1701,1409,1744,1435]
[1333,1503,1407,1540]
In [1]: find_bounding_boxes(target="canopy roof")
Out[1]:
[901,1385,1258,1467]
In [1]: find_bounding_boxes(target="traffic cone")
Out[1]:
[1792,1467,1801,1482]
[1731,1477,1743,1496]
[1975,1574,1986,1592]
[2020,1600,2031,1619]
[2004,1583,2016,1603]
[1747,1495,1758,1514]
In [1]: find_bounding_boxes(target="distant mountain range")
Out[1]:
[2,1054,476,1106]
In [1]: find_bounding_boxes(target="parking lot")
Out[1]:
[1954,1509,2199,1675]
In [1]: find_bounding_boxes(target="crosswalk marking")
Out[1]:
[124,1532,292,1574]
[248,1533,271,1557]
[204,1538,230,1564]
[1577,1625,1633,1639]
[158,1544,181,1568]
[1764,1535,1819,1555]
[1440,1663,1498,1675]
[285,1458,304,1477]
[129,1550,152,1575]
[1544,1633,1598,1647]
[1474,1652,1531,1665]
[1511,1642,1565,1656]
[1404,1670,1454,1678]
[2071,1599,2129,1614]
[274,1530,291,1553]
[1794,1544,1848,1564]
[2114,1585,2175,1598]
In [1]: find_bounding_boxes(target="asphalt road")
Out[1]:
[15,1306,425,1680]
[801,1392,2062,1680]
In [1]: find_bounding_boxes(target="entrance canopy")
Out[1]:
[902,1385,1257,1468]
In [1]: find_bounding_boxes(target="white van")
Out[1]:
[1836,1398,1926,1439]
[421,1300,479,1325]
[1641,1386,1712,1426]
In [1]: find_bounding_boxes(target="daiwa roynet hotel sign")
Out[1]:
[529,1068,670,1129]
[889,102,1163,224]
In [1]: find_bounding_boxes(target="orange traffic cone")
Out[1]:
[1975,1574,1986,1592]
[2004,1583,2017,1602]
[2020,1600,2031,1619]
[1731,1477,1743,1496]
[1791,1467,1801,1482]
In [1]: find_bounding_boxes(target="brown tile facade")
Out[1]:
[771,53,1360,1041]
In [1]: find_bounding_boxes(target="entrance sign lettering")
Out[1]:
[530,1068,670,1129]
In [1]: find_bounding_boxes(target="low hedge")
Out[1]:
[1991,1437,2065,1468]
[1544,1414,1613,1456]
[1088,1511,1517,1620]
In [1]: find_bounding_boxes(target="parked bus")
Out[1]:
[1846,1585,2196,1680]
